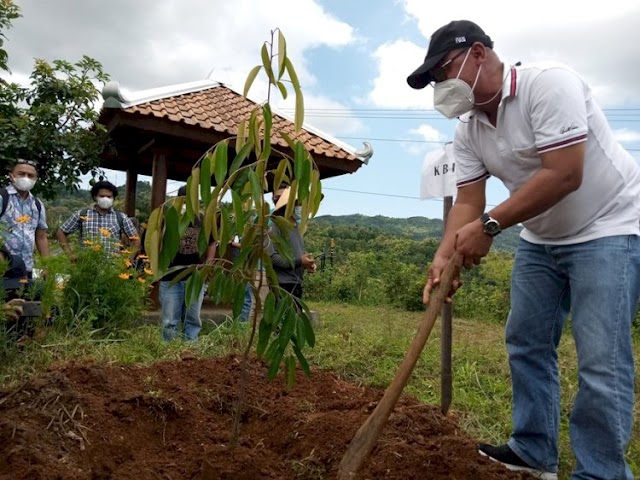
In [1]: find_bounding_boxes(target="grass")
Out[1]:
[0,302,638,479]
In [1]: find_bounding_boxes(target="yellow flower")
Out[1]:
[115,242,123,248]
[138,254,148,259]
[121,249,132,254]
[92,244,102,251]
[137,277,146,284]
[99,227,111,237]
[125,259,133,268]
[16,214,30,224]
[18,277,28,284]
[119,273,130,280]
[79,216,89,221]
[144,268,153,276]
[83,240,93,246]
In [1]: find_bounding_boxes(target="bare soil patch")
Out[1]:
[0,355,530,479]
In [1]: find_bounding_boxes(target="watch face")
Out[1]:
[484,220,500,236]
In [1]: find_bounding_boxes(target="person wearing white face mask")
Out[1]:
[0,159,49,276]
[57,180,140,261]
[408,20,640,480]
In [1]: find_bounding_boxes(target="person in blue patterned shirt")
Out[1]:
[56,180,140,259]
[0,159,49,275]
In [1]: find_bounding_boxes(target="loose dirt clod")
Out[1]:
[0,355,530,479]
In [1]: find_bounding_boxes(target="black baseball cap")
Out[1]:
[407,20,493,90]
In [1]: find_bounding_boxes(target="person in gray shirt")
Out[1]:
[267,186,315,300]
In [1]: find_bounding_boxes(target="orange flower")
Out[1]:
[119,273,131,280]
[15,214,30,224]
[137,277,146,284]
[92,244,102,251]
[125,259,133,268]
[99,227,111,237]
[83,240,93,246]
[18,277,28,284]
[115,242,123,248]
[138,254,148,259]
[79,216,89,221]
[144,268,153,276]
[121,249,132,254]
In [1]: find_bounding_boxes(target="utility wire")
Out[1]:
[323,186,499,208]
[335,136,640,151]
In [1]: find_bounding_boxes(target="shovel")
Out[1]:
[337,253,462,479]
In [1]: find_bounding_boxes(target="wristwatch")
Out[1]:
[480,213,501,237]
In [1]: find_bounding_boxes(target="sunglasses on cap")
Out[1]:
[15,159,39,168]
[429,48,469,84]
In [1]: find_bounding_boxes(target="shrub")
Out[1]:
[59,243,152,333]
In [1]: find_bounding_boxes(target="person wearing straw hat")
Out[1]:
[267,186,315,300]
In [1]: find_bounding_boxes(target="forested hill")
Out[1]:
[311,214,522,252]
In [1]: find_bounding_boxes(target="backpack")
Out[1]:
[79,208,127,241]
[0,187,43,221]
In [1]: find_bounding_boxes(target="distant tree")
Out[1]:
[0,0,19,74]
[0,1,110,198]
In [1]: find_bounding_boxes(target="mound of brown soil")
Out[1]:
[0,355,530,479]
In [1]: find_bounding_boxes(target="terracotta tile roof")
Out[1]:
[118,84,359,162]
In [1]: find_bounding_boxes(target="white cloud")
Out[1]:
[368,40,433,109]
[403,123,447,156]
[5,0,354,94]
[613,128,640,144]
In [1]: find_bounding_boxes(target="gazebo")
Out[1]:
[97,79,373,216]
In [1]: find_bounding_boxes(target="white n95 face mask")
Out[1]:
[13,177,36,192]
[433,50,482,119]
[97,197,113,209]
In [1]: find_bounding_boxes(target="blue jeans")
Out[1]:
[239,283,253,322]
[159,280,205,341]
[505,236,640,479]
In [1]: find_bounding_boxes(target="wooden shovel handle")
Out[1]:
[337,253,462,479]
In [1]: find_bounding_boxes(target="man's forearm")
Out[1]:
[436,202,484,259]
[56,230,72,255]
[36,230,49,257]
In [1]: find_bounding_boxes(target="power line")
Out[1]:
[323,186,500,208]
[336,136,640,151]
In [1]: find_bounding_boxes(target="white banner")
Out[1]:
[420,143,457,199]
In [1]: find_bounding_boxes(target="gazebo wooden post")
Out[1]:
[149,149,169,310]
[151,150,168,209]
[124,168,138,217]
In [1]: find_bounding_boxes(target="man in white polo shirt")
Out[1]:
[408,20,640,480]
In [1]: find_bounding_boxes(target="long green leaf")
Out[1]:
[276,81,288,100]
[284,58,304,130]
[262,104,272,160]
[261,43,276,84]
[185,269,203,309]
[145,206,164,276]
[189,169,200,219]
[272,159,288,195]
[229,141,253,177]
[214,141,229,186]
[292,343,311,376]
[159,207,180,271]
[243,65,262,97]
[248,170,263,208]
[277,30,287,79]
[200,154,212,205]
[267,344,286,380]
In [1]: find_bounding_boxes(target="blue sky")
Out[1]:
[4,0,640,220]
